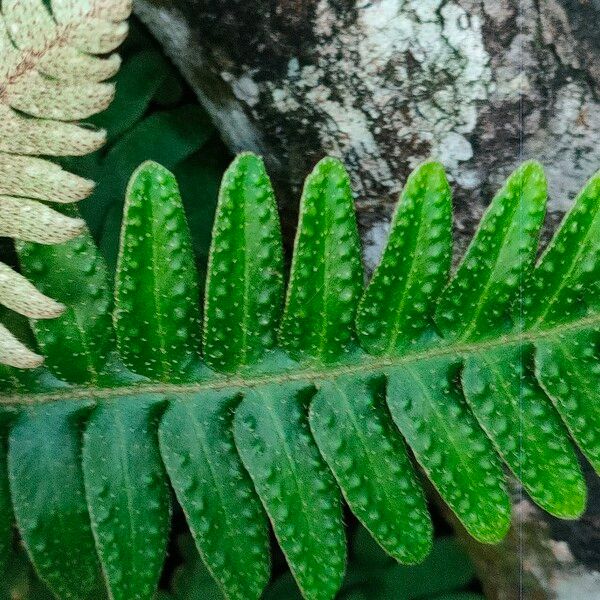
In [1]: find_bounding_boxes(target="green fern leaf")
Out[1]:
[82,396,171,600]
[0,0,131,367]
[8,402,106,599]
[462,345,585,517]
[1,156,600,600]
[279,157,363,362]
[159,392,271,600]
[387,358,511,542]
[115,162,201,381]
[356,162,452,353]
[525,173,600,473]
[435,162,547,340]
[234,383,346,600]
[309,375,433,563]
[18,226,114,385]
[203,153,284,372]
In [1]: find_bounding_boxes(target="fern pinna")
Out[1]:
[0,154,599,600]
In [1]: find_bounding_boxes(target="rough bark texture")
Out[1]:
[133,0,600,597]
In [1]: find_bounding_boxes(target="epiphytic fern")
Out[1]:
[0,0,131,368]
[1,154,599,600]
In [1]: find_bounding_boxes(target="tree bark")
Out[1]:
[133,0,600,597]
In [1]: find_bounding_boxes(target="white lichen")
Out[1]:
[362,219,391,273]
[555,569,600,600]
[267,0,492,198]
[526,82,600,211]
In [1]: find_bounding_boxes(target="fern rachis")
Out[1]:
[0,155,599,600]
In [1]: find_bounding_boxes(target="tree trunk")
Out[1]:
[133,0,600,597]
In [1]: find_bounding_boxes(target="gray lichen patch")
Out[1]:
[526,82,600,212]
[136,0,600,234]
[265,0,492,201]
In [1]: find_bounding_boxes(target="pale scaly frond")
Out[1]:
[0,0,131,367]
[0,324,43,368]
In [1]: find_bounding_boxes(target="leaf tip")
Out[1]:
[132,159,171,177]
[95,127,108,148]
[579,169,600,201]
[0,325,45,369]
[127,160,177,200]
[34,298,66,320]
[231,151,265,169]
[79,177,96,200]
[223,152,269,189]
[311,155,349,179]
[409,161,449,192]
[45,215,87,244]
[23,353,45,369]
[303,157,352,202]
[515,160,546,188]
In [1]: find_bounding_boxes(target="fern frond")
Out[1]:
[0,0,131,367]
[1,156,599,600]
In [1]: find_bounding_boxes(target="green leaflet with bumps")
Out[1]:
[525,175,600,473]
[8,402,106,600]
[234,383,346,600]
[82,396,171,600]
[18,225,114,385]
[356,162,452,353]
[536,331,600,473]
[387,359,510,542]
[159,392,271,600]
[436,162,547,340]
[115,162,201,381]
[1,155,600,600]
[203,153,284,372]
[309,375,432,562]
[279,157,363,362]
[462,345,585,517]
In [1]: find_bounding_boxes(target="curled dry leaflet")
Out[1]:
[0,150,599,600]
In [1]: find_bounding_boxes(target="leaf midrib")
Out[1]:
[241,183,251,365]
[386,194,427,353]
[150,188,170,379]
[458,191,521,341]
[184,403,239,549]
[3,311,599,405]
[114,407,137,580]
[331,381,396,509]
[318,186,331,359]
